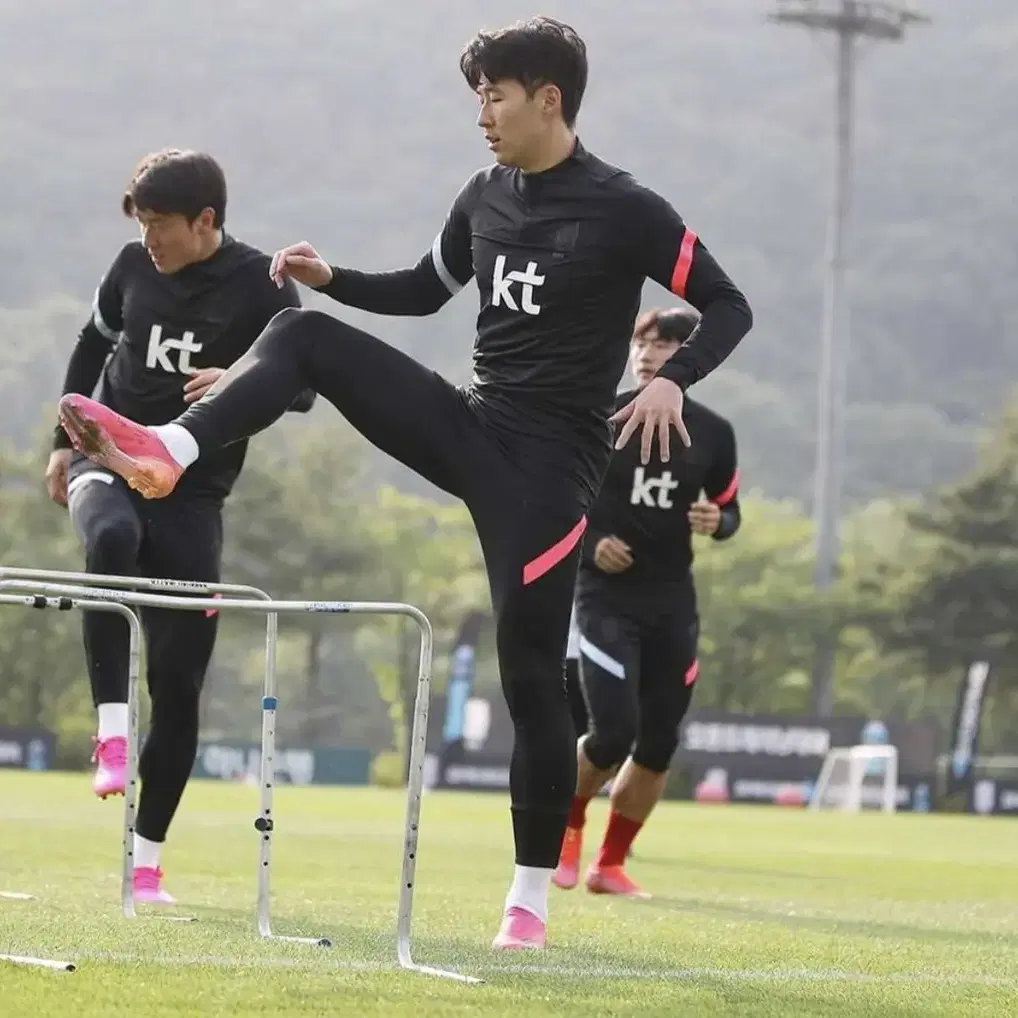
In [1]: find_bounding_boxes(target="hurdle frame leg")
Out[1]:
[395,609,482,983]
[256,609,331,947]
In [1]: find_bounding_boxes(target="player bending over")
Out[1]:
[57,19,752,948]
[45,150,315,904]
[553,307,742,898]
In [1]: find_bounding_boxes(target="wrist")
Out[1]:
[654,360,692,391]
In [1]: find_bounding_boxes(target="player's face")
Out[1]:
[631,332,681,387]
[134,208,215,274]
[475,77,550,169]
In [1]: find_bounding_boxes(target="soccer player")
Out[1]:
[553,306,741,898]
[57,19,752,947]
[44,149,315,904]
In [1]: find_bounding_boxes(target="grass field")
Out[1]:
[1,772,1016,1017]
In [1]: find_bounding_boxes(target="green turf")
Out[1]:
[1,772,1016,1016]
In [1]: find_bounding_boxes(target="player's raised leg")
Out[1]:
[66,461,144,800]
[59,308,474,502]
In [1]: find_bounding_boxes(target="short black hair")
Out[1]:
[459,16,588,128]
[122,149,227,228]
[655,307,701,344]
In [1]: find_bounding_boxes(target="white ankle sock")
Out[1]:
[152,423,200,468]
[97,703,128,740]
[504,865,552,923]
[134,835,162,871]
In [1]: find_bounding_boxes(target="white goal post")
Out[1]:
[810,744,899,813]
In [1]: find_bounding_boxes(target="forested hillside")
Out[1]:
[1,0,1014,504]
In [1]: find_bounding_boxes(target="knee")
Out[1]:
[631,726,680,774]
[265,306,340,342]
[85,517,141,573]
[583,718,636,772]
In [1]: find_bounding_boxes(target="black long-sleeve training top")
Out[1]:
[316,139,753,500]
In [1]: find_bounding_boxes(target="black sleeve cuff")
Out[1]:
[711,506,740,541]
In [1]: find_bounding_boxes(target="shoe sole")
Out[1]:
[60,402,175,499]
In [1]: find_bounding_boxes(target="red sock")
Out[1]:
[567,796,590,830]
[595,811,643,868]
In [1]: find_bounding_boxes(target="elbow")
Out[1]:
[729,288,753,337]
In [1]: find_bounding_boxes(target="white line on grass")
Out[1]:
[66,950,1018,987]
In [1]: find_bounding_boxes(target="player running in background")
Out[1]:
[45,149,315,904]
[57,19,752,947]
[553,306,742,898]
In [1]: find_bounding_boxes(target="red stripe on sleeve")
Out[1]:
[669,229,698,298]
[711,470,739,507]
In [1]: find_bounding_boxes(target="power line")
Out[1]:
[767,1,929,715]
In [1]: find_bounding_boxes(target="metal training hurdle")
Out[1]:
[0,590,140,973]
[0,568,284,935]
[0,569,479,984]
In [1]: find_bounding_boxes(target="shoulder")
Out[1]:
[221,237,273,275]
[457,164,510,204]
[105,240,150,282]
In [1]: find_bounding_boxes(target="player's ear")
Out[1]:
[540,83,562,117]
[195,207,216,232]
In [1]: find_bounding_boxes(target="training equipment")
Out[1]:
[809,744,899,814]
[0,567,479,984]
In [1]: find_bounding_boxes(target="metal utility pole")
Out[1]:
[768,2,928,715]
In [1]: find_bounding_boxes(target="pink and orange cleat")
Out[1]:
[58,394,182,500]
[584,864,651,899]
[91,735,127,800]
[491,906,547,950]
[551,827,583,890]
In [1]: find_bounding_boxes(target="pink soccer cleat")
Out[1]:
[91,736,127,800]
[552,827,582,890]
[585,864,651,900]
[491,906,547,951]
[58,394,183,500]
[132,867,176,905]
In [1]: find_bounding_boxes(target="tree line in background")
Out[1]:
[3,392,1018,769]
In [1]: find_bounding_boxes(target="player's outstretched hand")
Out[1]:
[610,376,690,465]
[269,242,334,290]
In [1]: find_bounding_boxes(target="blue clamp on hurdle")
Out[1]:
[261,696,278,711]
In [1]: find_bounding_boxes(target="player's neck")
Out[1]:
[195,228,225,263]
[519,126,577,174]
[178,229,225,270]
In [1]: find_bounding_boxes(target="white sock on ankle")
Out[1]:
[152,424,199,468]
[504,865,552,923]
[134,835,162,871]
[97,702,128,740]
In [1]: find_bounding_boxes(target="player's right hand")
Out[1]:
[44,448,72,508]
[593,535,633,574]
[269,242,334,290]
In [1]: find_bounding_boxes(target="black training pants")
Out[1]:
[178,308,585,867]
[67,456,222,842]
[575,574,700,775]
